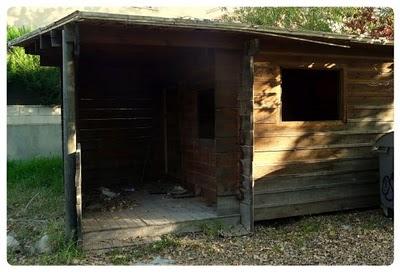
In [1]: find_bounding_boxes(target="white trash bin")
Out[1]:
[374,132,394,217]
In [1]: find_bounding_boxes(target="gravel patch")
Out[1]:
[85,208,393,265]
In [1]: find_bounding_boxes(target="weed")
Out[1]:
[298,218,321,235]
[148,235,180,254]
[108,249,132,265]
[199,221,225,237]
[7,157,75,265]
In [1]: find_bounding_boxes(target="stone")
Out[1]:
[100,187,119,198]
[149,256,175,265]
[7,235,20,252]
[35,234,51,254]
[136,256,175,265]
[341,224,352,231]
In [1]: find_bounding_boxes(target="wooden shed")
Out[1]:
[9,11,394,250]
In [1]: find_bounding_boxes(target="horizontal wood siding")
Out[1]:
[253,51,393,221]
[215,49,241,215]
[77,57,160,190]
[179,49,217,204]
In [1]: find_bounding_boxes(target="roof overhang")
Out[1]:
[8,10,394,49]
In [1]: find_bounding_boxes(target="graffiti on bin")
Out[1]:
[382,172,394,202]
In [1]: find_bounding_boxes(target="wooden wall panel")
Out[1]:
[215,49,241,215]
[179,50,218,204]
[252,50,393,221]
[77,57,160,190]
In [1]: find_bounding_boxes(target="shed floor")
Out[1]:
[82,190,239,250]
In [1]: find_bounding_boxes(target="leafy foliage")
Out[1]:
[221,7,393,40]
[221,7,355,32]
[344,7,393,39]
[7,25,61,105]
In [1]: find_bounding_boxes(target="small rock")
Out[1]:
[86,203,102,211]
[328,230,336,237]
[123,186,135,192]
[151,256,175,265]
[100,187,119,198]
[7,235,20,252]
[341,224,352,231]
[35,235,51,254]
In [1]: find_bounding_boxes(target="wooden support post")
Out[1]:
[239,39,259,232]
[163,88,168,175]
[50,29,62,47]
[62,23,77,240]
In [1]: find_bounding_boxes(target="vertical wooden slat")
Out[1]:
[239,39,258,232]
[75,143,82,244]
[62,23,77,239]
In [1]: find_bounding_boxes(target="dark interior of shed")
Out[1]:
[77,43,218,215]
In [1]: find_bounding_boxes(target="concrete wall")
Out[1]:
[7,105,62,160]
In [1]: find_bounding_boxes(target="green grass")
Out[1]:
[7,157,84,265]
[7,157,63,193]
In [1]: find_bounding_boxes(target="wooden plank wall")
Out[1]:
[179,49,217,204]
[252,51,394,221]
[214,49,241,215]
[77,55,160,190]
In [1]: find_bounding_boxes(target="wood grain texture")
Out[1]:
[252,50,393,221]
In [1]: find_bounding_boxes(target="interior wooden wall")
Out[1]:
[252,43,394,220]
[77,46,162,191]
[178,49,218,204]
[76,40,227,205]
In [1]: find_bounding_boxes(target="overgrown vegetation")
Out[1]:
[7,157,83,265]
[7,25,61,105]
[221,7,394,40]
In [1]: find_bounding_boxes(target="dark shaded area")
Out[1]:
[281,68,341,121]
[7,83,43,105]
[198,89,215,139]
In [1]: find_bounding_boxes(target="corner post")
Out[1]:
[62,23,77,240]
[239,39,259,232]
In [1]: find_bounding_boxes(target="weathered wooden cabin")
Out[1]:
[9,11,394,250]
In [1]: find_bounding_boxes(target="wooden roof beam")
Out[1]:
[79,24,244,50]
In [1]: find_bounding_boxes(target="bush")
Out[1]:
[7,25,61,105]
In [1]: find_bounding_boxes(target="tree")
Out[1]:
[221,7,393,40]
[344,7,393,40]
[221,7,355,33]
[7,26,61,105]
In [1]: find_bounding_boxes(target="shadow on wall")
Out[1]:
[252,59,393,220]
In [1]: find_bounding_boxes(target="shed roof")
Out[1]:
[9,10,394,48]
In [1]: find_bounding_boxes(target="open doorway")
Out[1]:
[76,45,234,249]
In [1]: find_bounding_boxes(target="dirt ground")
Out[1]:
[7,159,394,265]
[78,208,394,265]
